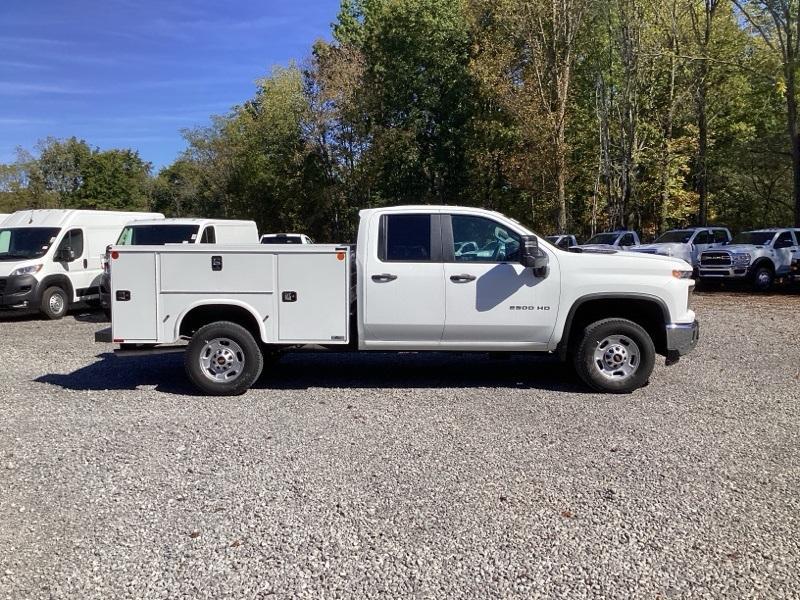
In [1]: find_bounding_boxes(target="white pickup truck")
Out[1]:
[97,206,699,395]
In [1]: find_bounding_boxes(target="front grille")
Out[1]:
[0,278,6,294]
[700,252,731,266]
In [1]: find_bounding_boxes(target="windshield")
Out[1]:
[0,227,61,260]
[586,233,619,245]
[655,230,693,244]
[117,224,200,245]
[730,231,775,246]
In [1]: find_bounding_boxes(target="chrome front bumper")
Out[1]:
[666,320,699,361]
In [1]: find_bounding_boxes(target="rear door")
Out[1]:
[110,251,158,342]
[441,214,558,345]
[362,213,445,342]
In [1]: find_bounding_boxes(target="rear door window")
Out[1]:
[380,214,433,262]
[200,226,216,244]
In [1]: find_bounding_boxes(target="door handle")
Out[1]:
[450,274,476,283]
[371,273,398,282]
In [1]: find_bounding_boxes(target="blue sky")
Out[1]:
[0,0,340,170]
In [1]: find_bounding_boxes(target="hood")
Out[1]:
[631,242,691,258]
[567,247,690,269]
[704,244,762,254]
[574,243,618,252]
[0,258,41,277]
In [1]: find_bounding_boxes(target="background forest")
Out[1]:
[3,0,800,241]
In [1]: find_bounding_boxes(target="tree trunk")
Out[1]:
[787,65,800,226]
[696,71,709,226]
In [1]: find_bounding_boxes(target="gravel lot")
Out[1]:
[1,291,799,599]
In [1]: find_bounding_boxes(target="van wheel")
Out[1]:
[751,265,774,292]
[185,321,263,396]
[40,286,69,320]
[573,318,655,393]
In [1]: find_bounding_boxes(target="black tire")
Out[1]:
[184,321,263,396]
[40,286,69,320]
[751,264,774,292]
[572,318,655,393]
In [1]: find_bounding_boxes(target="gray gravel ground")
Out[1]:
[1,291,799,599]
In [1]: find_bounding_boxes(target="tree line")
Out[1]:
[2,0,800,242]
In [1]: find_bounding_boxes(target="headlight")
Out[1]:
[672,269,693,279]
[10,264,43,277]
[732,253,751,266]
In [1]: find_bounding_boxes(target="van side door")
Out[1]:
[361,213,446,343]
[441,214,559,347]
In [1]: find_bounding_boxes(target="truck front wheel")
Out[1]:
[573,318,655,393]
[185,321,264,396]
[751,265,774,292]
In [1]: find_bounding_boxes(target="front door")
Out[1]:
[691,230,714,264]
[773,231,797,273]
[54,229,93,301]
[441,214,558,346]
[362,213,446,342]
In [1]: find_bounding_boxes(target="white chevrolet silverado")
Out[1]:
[96,206,699,395]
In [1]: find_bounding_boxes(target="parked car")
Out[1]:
[260,233,314,244]
[0,209,163,319]
[98,205,698,395]
[575,230,640,251]
[698,228,800,291]
[545,234,579,249]
[101,218,259,313]
[630,227,731,267]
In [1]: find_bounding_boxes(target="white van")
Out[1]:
[116,218,259,246]
[0,214,9,225]
[0,209,163,319]
[100,218,259,312]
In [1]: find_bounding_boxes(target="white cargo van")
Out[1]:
[117,218,259,246]
[98,205,699,395]
[0,209,163,319]
[100,218,259,312]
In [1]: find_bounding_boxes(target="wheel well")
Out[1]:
[562,297,667,357]
[751,258,774,273]
[38,276,74,302]
[179,305,263,342]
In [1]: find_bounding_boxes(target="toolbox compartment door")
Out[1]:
[277,251,348,343]
[111,252,158,342]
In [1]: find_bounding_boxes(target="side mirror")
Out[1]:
[520,235,549,276]
[57,246,76,262]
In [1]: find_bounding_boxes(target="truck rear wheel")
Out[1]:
[185,321,263,396]
[573,318,655,393]
[40,286,69,320]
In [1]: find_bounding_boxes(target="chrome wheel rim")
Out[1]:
[199,337,245,383]
[756,270,771,286]
[49,293,65,314]
[593,335,640,381]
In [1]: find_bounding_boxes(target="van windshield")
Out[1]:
[117,224,200,245]
[0,227,61,260]
[655,230,693,243]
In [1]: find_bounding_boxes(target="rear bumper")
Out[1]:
[665,320,699,360]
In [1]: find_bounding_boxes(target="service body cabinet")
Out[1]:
[109,245,350,346]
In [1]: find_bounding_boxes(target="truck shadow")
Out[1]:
[35,352,591,395]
